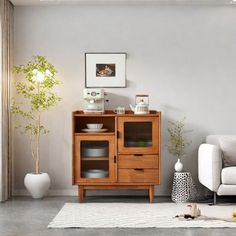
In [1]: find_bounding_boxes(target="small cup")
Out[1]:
[114,106,125,114]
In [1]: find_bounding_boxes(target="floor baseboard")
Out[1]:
[12,189,171,197]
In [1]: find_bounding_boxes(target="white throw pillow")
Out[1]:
[218,136,236,167]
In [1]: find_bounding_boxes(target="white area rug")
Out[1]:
[48,203,236,228]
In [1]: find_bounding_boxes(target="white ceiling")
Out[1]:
[10,0,235,6]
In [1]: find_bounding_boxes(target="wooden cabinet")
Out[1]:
[72,110,161,203]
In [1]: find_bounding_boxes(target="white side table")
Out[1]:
[171,172,198,203]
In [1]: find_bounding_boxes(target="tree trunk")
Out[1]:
[35,115,40,174]
[35,83,41,174]
[36,157,39,174]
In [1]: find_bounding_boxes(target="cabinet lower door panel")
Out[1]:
[74,135,116,183]
[118,169,159,183]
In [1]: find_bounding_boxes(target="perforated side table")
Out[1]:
[171,172,198,203]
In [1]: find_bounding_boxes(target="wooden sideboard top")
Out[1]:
[73,110,161,117]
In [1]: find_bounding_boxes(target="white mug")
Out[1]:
[114,106,125,114]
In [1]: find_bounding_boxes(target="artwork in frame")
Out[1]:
[85,53,127,88]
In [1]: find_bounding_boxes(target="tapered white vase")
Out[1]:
[174,158,183,172]
[24,173,50,199]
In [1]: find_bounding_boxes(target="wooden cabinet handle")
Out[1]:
[134,168,144,171]
[116,131,120,139]
[134,154,143,156]
[114,156,117,163]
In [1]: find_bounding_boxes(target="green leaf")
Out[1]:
[167,117,192,159]
[11,55,62,164]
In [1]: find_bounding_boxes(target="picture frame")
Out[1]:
[85,53,127,88]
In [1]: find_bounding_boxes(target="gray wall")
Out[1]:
[13,4,236,196]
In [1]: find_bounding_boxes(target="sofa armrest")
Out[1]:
[198,144,222,192]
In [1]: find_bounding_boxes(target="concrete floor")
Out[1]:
[0,196,236,236]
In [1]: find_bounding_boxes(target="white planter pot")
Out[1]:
[24,173,50,199]
[174,158,183,172]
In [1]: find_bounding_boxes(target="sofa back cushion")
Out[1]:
[207,135,236,167]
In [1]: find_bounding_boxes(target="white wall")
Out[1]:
[13,4,236,196]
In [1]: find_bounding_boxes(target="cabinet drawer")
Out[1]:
[118,169,159,183]
[119,155,159,169]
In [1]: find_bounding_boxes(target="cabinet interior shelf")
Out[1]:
[75,132,115,136]
[81,157,109,161]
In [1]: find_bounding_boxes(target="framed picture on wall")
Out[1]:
[85,53,127,88]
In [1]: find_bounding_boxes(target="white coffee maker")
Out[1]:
[83,89,105,114]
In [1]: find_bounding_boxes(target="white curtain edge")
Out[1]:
[0,0,13,202]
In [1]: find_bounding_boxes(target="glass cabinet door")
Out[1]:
[74,136,115,183]
[124,122,152,148]
[118,117,159,154]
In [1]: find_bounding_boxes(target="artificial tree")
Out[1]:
[167,118,192,169]
[12,55,61,174]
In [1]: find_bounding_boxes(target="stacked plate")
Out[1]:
[82,146,108,157]
[82,169,108,178]
[82,123,108,133]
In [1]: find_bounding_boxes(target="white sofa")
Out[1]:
[198,135,236,204]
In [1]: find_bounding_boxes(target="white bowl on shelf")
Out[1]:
[86,123,103,129]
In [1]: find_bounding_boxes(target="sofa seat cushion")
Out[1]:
[217,185,236,195]
[221,167,236,184]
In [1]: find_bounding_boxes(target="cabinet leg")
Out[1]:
[79,186,84,203]
[149,186,155,203]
